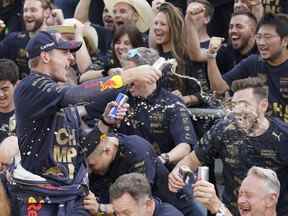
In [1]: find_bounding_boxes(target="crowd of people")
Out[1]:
[0,0,287,216]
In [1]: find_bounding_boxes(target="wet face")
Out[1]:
[112,193,152,216]
[229,15,255,52]
[0,81,15,112]
[114,34,133,65]
[47,49,74,83]
[113,3,138,29]
[103,7,114,31]
[231,88,260,132]
[238,175,273,216]
[256,25,285,61]
[23,0,46,32]
[152,12,170,47]
[87,138,118,175]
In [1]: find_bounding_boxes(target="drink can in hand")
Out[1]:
[109,93,128,119]
[197,166,209,181]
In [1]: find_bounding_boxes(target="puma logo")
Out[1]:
[272,132,281,141]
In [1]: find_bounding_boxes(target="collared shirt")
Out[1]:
[195,117,288,216]
[119,88,197,155]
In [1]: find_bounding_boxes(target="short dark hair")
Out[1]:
[109,173,152,202]
[112,24,145,67]
[231,10,258,27]
[0,59,19,85]
[231,77,268,100]
[187,0,214,19]
[257,13,288,38]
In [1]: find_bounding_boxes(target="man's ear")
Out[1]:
[132,12,139,23]
[265,193,278,208]
[40,52,50,64]
[281,36,288,49]
[259,98,269,113]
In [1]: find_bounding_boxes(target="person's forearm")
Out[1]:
[251,4,264,22]
[62,83,119,106]
[74,37,92,74]
[207,58,229,95]
[168,143,191,164]
[175,151,201,172]
[183,95,200,106]
[74,0,91,24]
[185,21,207,62]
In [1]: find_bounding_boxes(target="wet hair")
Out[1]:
[231,77,268,100]
[187,0,214,19]
[109,173,152,202]
[231,10,257,27]
[257,13,288,38]
[0,59,19,85]
[125,47,160,66]
[112,24,145,66]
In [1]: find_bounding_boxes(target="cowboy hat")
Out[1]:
[104,0,153,32]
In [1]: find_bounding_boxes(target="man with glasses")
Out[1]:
[207,13,288,123]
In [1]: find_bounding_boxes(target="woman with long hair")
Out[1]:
[150,2,201,106]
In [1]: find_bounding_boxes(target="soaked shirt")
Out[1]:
[119,88,197,155]
[194,117,288,215]
[89,134,199,216]
[15,72,118,185]
[224,54,288,123]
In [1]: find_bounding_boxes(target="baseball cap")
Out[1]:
[26,31,82,59]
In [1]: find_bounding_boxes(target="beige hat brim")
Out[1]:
[104,0,153,32]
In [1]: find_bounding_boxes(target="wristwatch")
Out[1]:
[215,203,226,216]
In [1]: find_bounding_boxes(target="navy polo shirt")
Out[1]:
[119,88,197,155]
[195,117,288,215]
[0,32,30,79]
[14,72,118,185]
[223,54,288,123]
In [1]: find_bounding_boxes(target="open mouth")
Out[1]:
[239,207,251,215]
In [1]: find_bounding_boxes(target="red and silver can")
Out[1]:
[197,166,209,181]
[109,93,128,119]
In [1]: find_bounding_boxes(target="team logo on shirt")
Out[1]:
[53,127,78,180]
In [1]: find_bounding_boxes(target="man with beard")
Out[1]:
[0,0,63,79]
[187,9,258,72]
[207,13,288,123]
[168,77,288,216]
